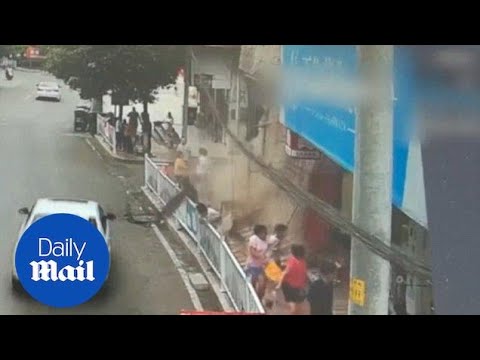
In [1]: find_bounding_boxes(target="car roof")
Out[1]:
[33,198,100,219]
[39,82,59,87]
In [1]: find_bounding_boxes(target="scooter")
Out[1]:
[5,67,13,81]
[155,121,181,150]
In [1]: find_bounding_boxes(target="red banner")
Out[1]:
[285,129,322,159]
[180,310,263,315]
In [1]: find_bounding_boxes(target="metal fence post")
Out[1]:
[144,156,148,191]
[244,276,250,313]
[154,169,162,197]
[112,124,117,155]
[220,241,226,292]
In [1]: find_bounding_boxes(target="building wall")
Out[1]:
[194,45,347,251]
[225,46,316,246]
[192,47,234,90]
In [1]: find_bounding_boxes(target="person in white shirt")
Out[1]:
[197,147,211,203]
[115,117,123,151]
[267,224,288,260]
[246,225,269,298]
[196,203,221,226]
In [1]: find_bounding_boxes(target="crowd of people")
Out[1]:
[111,107,152,156]
[246,223,337,315]
[155,133,336,316]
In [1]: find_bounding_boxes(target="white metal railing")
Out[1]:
[144,155,265,314]
[97,114,116,153]
[1,58,17,69]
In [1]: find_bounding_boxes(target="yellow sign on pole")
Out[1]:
[350,278,366,307]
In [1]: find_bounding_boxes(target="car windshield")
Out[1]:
[30,214,99,231]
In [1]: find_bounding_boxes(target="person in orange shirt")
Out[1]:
[174,151,189,185]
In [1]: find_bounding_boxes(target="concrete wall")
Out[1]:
[192,45,318,246]
[192,47,234,90]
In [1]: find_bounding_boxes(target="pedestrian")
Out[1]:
[196,148,211,203]
[165,112,174,124]
[141,110,152,156]
[127,107,140,151]
[158,177,198,224]
[196,202,221,228]
[115,117,123,151]
[164,122,180,149]
[141,109,150,124]
[267,224,288,260]
[277,244,308,315]
[307,261,337,315]
[125,118,137,154]
[246,225,269,299]
[174,151,189,186]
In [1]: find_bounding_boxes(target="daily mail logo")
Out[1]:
[30,238,94,282]
[15,214,109,308]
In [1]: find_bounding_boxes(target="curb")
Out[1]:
[15,67,43,73]
[142,185,234,312]
[93,135,144,164]
[151,224,204,311]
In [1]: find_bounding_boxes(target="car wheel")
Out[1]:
[11,277,23,292]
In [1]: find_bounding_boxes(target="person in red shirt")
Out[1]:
[277,244,308,315]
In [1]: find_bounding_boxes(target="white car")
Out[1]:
[12,198,116,291]
[36,82,62,102]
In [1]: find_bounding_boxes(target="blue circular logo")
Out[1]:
[15,214,110,308]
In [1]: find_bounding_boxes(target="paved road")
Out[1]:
[0,70,193,314]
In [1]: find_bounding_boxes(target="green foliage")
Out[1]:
[45,45,186,103]
[0,45,28,57]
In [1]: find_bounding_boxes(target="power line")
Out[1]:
[199,83,432,279]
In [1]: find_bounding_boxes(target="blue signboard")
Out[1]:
[282,45,415,214]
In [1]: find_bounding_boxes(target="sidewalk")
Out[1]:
[94,133,176,163]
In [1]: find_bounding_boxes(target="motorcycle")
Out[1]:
[154,121,181,150]
[5,67,13,81]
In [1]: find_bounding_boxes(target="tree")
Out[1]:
[45,45,185,112]
[0,45,7,57]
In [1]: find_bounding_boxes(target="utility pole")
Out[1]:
[182,45,192,143]
[348,45,394,315]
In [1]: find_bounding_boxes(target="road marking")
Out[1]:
[85,138,104,160]
[85,138,96,151]
[24,94,33,101]
[152,224,203,311]
[62,132,90,137]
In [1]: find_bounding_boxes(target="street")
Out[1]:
[0,70,194,314]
